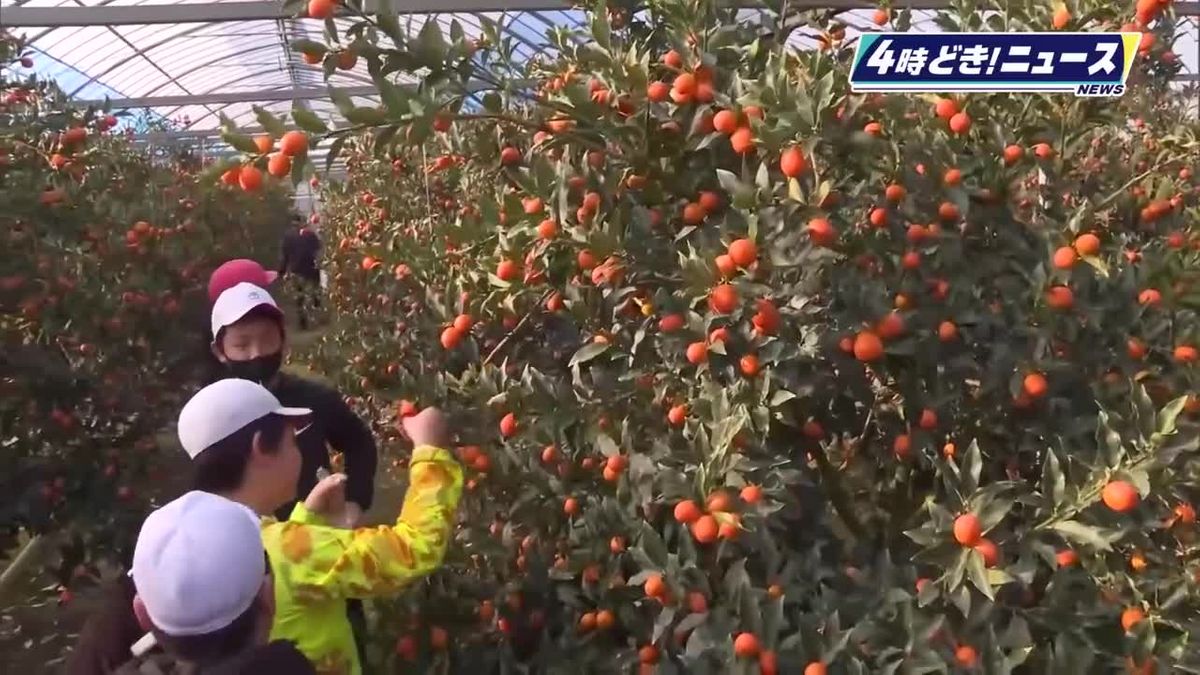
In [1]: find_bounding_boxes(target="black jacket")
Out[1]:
[270,372,377,520]
[279,229,321,278]
[112,641,316,675]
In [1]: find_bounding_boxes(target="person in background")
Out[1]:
[278,215,323,330]
[115,491,316,674]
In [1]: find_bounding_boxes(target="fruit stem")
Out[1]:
[481,288,556,367]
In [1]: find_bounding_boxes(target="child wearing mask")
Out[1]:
[208,282,378,668]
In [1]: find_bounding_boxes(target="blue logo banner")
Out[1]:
[849,32,1141,96]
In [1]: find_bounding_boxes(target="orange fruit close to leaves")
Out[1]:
[709,284,739,314]
[730,127,755,154]
[1121,607,1145,632]
[279,130,308,156]
[780,146,807,177]
[712,109,740,134]
[807,217,837,247]
[1053,246,1078,269]
[499,412,519,438]
[667,404,688,427]
[267,153,291,178]
[685,341,708,365]
[254,135,273,154]
[733,633,760,659]
[804,663,827,675]
[953,513,982,545]
[934,98,958,120]
[644,573,666,598]
[1075,232,1101,255]
[674,500,701,523]
[307,0,335,19]
[1102,480,1139,512]
[238,165,263,192]
[853,331,884,362]
[728,239,757,267]
[500,146,521,165]
[1023,372,1048,398]
[691,515,719,543]
[948,111,971,134]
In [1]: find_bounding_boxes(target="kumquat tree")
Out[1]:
[184,0,1200,671]
[0,31,292,584]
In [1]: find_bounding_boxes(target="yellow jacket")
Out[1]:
[260,445,463,675]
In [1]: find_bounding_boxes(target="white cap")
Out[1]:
[178,378,311,459]
[131,491,265,636]
[211,282,283,341]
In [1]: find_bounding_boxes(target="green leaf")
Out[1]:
[1040,449,1066,506]
[344,107,386,125]
[328,87,356,117]
[569,342,610,367]
[376,9,403,44]
[220,131,260,154]
[1157,396,1187,437]
[289,147,308,185]
[1096,411,1124,467]
[252,105,287,137]
[768,390,796,407]
[1132,384,1157,440]
[945,548,970,590]
[590,0,610,50]
[961,439,982,495]
[1050,520,1118,551]
[976,495,1016,532]
[290,39,327,58]
[292,106,329,134]
[594,433,619,458]
[324,135,346,174]
[638,521,668,567]
[376,77,409,118]
[965,551,994,600]
[415,18,446,67]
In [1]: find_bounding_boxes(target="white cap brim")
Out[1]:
[275,405,312,417]
[211,283,283,341]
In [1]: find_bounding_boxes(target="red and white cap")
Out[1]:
[131,491,265,636]
[208,259,278,303]
[177,378,310,459]
[210,282,283,342]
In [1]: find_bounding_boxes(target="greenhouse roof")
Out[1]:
[2,0,1197,176]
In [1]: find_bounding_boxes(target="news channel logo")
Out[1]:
[849,32,1142,97]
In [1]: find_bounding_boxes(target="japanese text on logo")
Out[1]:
[849,33,1141,97]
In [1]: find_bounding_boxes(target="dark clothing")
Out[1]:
[112,641,316,675]
[279,229,321,278]
[269,372,377,520]
[67,575,144,675]
[67,578,315,675]
[279,228,322,330]
[292,270,321,331]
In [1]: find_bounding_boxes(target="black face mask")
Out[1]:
[225,352,283,386]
